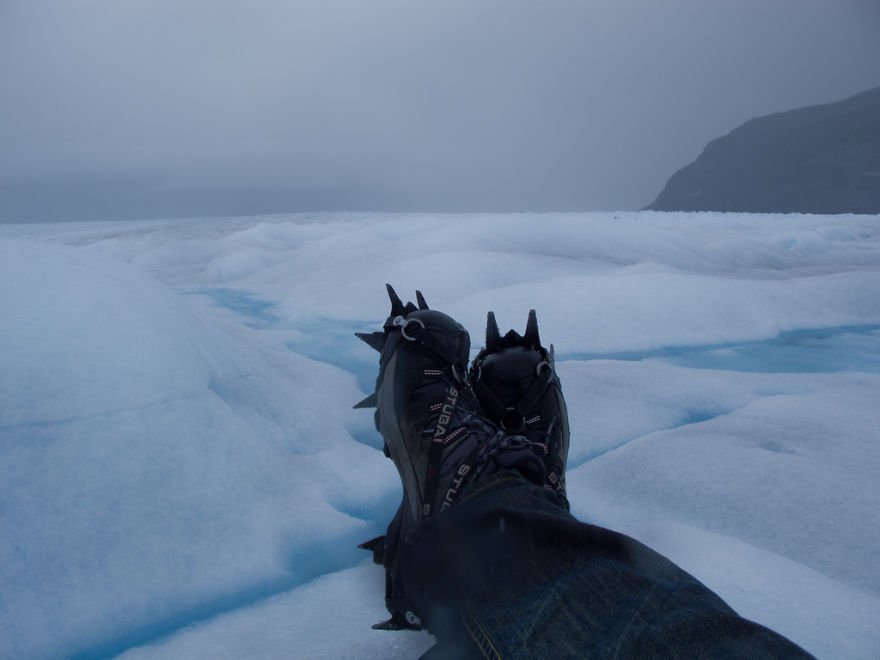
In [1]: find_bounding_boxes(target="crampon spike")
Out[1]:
[503,328,522,343]
[357,535,386,565]
[372,612,421,631]
[386,284,406,316]
[355,331,386,353]
[485,311,501,351]
[524,309,541,346]
[352,392,378,409]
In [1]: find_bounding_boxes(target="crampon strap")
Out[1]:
[471,355,553,434]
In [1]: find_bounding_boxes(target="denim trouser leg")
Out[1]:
[403,474,813,659]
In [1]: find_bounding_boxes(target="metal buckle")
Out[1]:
[470,360,482,382]
[392,315,425,341]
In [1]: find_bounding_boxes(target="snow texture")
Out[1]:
[1,211,879,659]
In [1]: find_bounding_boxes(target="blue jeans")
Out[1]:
[397,473,813,659]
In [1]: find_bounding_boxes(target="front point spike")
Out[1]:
[485,311,501,350]
[415,290,429,310]
[524,309,541,346]
[353,392,378,409]
[386,283,406,315]
[355,331,386,353]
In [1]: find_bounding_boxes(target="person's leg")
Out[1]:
[404,473,812,659]
[356,287,812,658]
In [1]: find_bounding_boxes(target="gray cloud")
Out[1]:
[2,0,879,221]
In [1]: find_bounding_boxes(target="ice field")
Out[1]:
[1,211,879,659]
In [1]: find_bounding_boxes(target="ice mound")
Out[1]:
[0,239,396,659]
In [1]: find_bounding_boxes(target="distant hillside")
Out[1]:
[648,86,880,214]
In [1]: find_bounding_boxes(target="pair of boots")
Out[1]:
[354,285,570,630]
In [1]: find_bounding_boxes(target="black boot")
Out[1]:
[355,285,498,520]
[355,286,529,629]
[468,310,571,507]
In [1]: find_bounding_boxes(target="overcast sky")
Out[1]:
[2,0,879,222]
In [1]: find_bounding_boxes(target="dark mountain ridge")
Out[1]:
[647,86,880,214]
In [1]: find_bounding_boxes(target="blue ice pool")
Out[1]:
[561,325,880,374]
[185,287,880,377]
[187,288,280,327]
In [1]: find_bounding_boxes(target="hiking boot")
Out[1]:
[354,285,497,523]
[468,310,570,505]
[354,286,544,629]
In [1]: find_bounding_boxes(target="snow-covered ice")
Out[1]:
[1,211,879,659]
